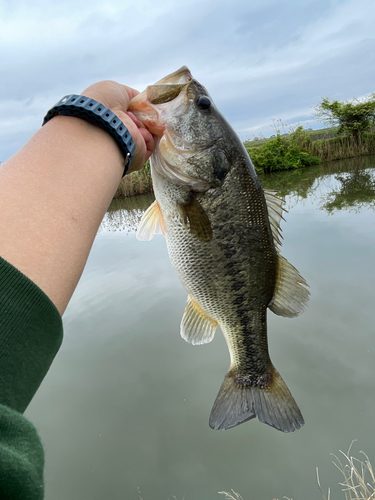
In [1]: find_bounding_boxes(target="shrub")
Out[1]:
[246,128,321,174]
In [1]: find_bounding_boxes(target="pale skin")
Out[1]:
[0,81,155,314]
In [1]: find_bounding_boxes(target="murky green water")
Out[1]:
[26,156,375,500]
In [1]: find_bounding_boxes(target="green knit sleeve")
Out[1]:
[0,404,45,500]
[0,256,64,499]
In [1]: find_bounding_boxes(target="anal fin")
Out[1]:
[136,200,166,241]
[181,295,218,345]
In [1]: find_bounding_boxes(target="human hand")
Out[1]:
[81,80,155,174]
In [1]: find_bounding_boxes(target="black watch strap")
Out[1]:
[42,95,136,177]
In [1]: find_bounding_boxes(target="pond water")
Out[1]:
[26,155,375,500]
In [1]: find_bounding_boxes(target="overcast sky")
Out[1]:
[1,0,374,160]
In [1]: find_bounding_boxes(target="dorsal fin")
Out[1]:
[136,200,166,241]
[264,190,310,317]
[264,189,286,247]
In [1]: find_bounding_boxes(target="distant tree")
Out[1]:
[314,93,375,142]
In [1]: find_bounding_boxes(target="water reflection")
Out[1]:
[100,193,155,233]
[321,168,375,213]
[26,155,375,500]
[260,155,375,213]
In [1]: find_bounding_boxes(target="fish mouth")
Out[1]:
[129,66,193,136]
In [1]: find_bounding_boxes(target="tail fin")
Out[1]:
[209,368,304,432]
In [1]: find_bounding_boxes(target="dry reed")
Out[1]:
[114,161,153,198]
[220,443,375,500]
[308,134,375,162]
[218,491,244,500]
[327,445,375,500]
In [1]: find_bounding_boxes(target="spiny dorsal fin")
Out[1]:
[264,190,310,317]
[178,198,212,242]
[269,254,310,317]
[181,295,218,345]
[264,189,285,247]
[136,200,166,241]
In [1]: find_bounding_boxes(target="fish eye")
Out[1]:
[196,96,211,111]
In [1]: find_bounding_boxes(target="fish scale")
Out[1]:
[129,66,310,432]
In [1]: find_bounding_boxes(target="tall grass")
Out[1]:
[308,133,375,162]
[114,161,153,198]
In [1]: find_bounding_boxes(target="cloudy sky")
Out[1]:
[1,0,374,160]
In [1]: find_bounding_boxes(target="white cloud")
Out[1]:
[0,0,374,159]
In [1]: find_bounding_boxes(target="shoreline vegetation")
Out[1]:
[116,92,375,198]
[115,125,375,199]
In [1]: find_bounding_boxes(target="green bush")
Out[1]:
[246,128,321,174]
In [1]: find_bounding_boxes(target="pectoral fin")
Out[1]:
[179,198,212,241]
[181,295,218,345]
[136,200,166,241]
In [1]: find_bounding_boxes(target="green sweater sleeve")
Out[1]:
[0,256,63,499]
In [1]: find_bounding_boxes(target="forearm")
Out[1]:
[0,115,124,314]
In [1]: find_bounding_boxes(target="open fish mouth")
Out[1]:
[129,67,193,136]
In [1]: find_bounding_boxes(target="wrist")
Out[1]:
[41,114,126,185]
[42,94,135,176]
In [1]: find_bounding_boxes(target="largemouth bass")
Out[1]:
[129,67,309,432]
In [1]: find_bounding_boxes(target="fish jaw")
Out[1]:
[153,65,193,85]
[128,92,164,136]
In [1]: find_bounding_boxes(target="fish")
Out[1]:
[129,67,309,432]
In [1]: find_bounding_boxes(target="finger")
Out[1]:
[126,111,144,129]
[122,86,140,101]
[138,128,155,159]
